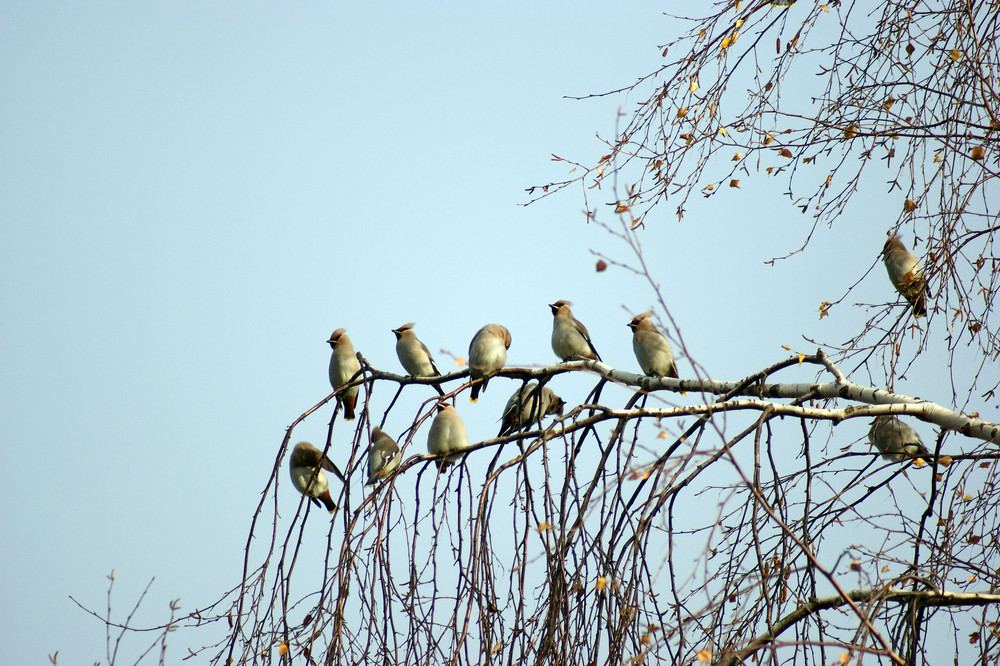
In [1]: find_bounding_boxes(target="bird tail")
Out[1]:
[470,379,484,402]
[498,418,515,438]
[342,395,357,420]
[317,490,337,514]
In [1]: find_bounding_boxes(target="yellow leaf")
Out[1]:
[933,154,942,163]
[797,354,805,364]
[278,644,289,656]
[536,522,552,532]
[596,167,604,176]
[677,106,688,118]
[949,49,961,61]
[969,574,977,583]
[839,653,850,664]
[596,576,607,591]
[735,19,744,28]
[454,357,467,367]
[938,455,953,467]
[964,494,972,502]
[843,124,858,139]
[820,4,829,11]
[704,183,715,191]
[766,166,774,174]
[763,134,775,146]
[728,179,740,188]
[779,148,793,158]
[614,203,630,213]
[690,77,699,93]
[971,146,985,160]
[697,649,713,662]
[781,345,791,350]
[903,199,917,212]
[718,126,728,136]
[732,152,743,160]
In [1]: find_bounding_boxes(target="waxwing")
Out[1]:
[628,311,678,379]
[427,403,468,471]
[289,441,344,513]
[367,427,401,485]
[328,328,362,420]
[468,324,511,402]
[550,300,601,361]
[868,415,929,462]
[497,382,565,437]
[881,236,927,318]
[392,323,445,396]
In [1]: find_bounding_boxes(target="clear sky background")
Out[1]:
[2,3,990,664]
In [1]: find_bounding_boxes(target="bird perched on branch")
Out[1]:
[550,300,601,362]
[328,328,362,420]
[628,311,678,379]
[868,415,929,462]
[427,403,467,470]
[881,235,927,318]
[392,323,445,396]
[498,382,565,437]
[367,427,401,486]
[289,441,344,514]
[468,324,511,402]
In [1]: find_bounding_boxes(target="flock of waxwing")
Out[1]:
[291,236,932,512]
[872,234,931,463]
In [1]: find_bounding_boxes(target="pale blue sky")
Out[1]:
[2,3,985,664]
